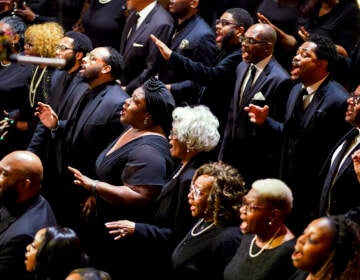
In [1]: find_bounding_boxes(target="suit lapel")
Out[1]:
[171,16,198,49]
[71,91,104,146]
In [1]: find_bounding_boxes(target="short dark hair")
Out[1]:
[65,31,93,55]
[226,8,253,31]
[308,34,338,72]
[102,46,124,79]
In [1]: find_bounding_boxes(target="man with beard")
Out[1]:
[318,86,360,219]
[158,0,216,106]
[246,34,350,235]
[27,31,93,221]
[0,150,56,280]
[34,46,129,231]
[152,8,253,144]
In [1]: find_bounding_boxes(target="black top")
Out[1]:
[172,225,242,280]
[81,0,126,48]
[95,134,174,222]
[224,234,296,280]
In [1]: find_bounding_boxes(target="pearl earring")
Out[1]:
[268,221,272,226]
[144,118,148,126]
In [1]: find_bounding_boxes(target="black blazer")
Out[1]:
[120,4,174,94]
[219,58,293,185]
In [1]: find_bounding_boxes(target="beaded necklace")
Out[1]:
[249,226,282,258]
[29,66,47,107]
[190,218,215,237]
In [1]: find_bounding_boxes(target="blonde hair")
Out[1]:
[25,22,64,57]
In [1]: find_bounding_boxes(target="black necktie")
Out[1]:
[293,88,308,117]
[320,129,359,215]
[126,13,140,40]
[239,65,257,107]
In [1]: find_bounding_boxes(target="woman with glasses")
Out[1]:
[104,104,220,279]
[171,161,247,280]
[224,178,296,280]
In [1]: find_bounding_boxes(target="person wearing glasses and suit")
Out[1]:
[246,34,351,236]
[218,23,293,186]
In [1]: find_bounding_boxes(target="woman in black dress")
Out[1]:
[171,162,247,280]
[105,104,221,279]
[68,77,175,279]
[0,16,32,157]
[224,178,296,280]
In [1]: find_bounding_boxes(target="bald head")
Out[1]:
[0,151,43,204]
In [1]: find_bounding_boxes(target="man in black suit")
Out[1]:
[247,34,351,235]
[318,89,360,218]
[151,8,253,149]
[0,150,57,280]
[119,0,173,94]
[218,23,293,186]
[28,31,93,222]
[158,0,217,105]
[35,47,129,230]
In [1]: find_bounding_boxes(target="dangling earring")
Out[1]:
[143,118,148,126]
[268,221,272,226]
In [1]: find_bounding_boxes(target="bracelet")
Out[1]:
[50,120,59,131]
[91,180,98,196]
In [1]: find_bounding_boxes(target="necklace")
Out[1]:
[1,61,11,67]
[29,66,47,107]
[172,163,186,179]
[98,0,111,3]
[190,218,215,237]
[249,226,282,258]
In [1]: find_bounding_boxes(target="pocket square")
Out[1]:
[179,39,190,50]
[252,91,265,101]
[133,43,144,47]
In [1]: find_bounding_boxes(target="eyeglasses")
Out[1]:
[24,42,33,49]
[350,92,360,105]
[84,52,104,64]
[241,37,269,45]
[190,184,202,200]
[55,45,75,51]
[169,130,178,139]
[241,200,268,213]
[216,19,237,27]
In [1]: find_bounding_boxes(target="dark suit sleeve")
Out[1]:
[168,50,242,88]
[0,234,32,279]
[125,23,173,93]
[169,32,217,96]
[27,122,49,155]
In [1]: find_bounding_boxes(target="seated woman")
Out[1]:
[224,178,296,280]
[25,226,89,280]
[171,161,247,279]
[68,77,175,279]
[290,215,360,280]
[105,105,220,279]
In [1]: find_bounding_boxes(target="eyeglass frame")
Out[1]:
[241,200,268,213]
[55,45,76,52]
[189,184,202,200]
[350,92,360,105]
[216,18,238,27]
[241,36,270,45]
